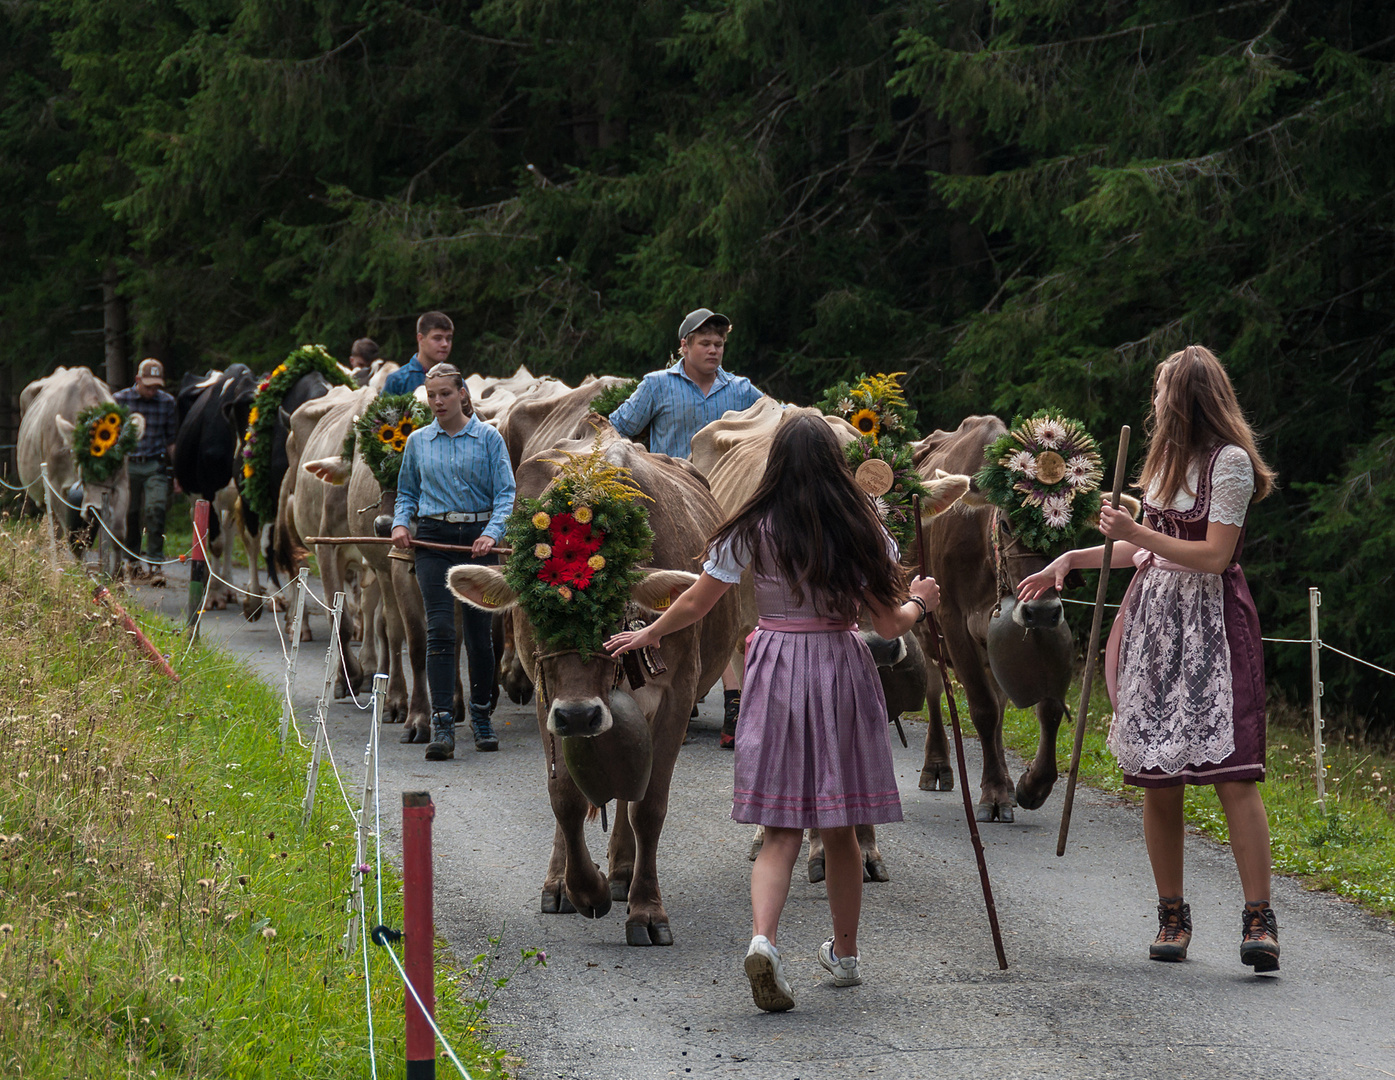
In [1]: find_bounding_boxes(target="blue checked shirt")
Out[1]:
[392,415,517,541]
[382,353,426,397]
[609,363,764,459]
[113,386,179,459]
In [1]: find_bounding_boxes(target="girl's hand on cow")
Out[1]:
[1099,502,1140,542]
[1017,554,1071,601]
[391,525,412,550]
[909,575,940,612]
[605,625,659,657]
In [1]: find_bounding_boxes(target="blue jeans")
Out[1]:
[413,519,497,715]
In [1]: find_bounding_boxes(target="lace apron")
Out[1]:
[1104,445,1267,788]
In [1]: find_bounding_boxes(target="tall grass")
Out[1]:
[0,522,532,1077]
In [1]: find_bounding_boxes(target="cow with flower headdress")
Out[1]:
[910,412,1136,822]
[447,426,740,946]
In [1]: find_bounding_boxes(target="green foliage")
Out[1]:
[818,371,920,444]
[347,393,430,490]
[71,402,138,484]
[588,379,638,419]
[842,437,928,555]
[240,345,353,521]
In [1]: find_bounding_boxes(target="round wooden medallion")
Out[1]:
[854,458,895,496]
[1035,450,1067,485]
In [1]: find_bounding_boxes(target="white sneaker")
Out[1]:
[818,937,863,986]
[744,935,795,1012]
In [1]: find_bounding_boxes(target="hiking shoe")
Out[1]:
[1149,897,1192,962]
[720,690,740,750]
[1240,903,1280,973]
[469,703,499,752]
[743,935,794,1012]
[818,937,863,986]
[424,711,455,761]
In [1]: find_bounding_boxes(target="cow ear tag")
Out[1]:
[854,458,895,497]
[653,594,671,610]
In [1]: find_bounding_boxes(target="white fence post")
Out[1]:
[343,671,386,955]
[1310,587,1326,812]
[278,567,311,755]
[302,589,344,829]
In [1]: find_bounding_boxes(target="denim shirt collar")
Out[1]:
[423,414,483,441]
[669,362,732,392]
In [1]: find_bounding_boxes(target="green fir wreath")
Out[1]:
[502,436,654,658]
[240,344,354,520]
[843,438,930,556]
[343,394,431,489]
[817,371,919,446]
[974,410,1105,553]
[588,379,638,419]
[72,402,140,484]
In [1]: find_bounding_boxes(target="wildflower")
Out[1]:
[1003,449,1036,477]
[837,396,854,414]
[1065,454,1102,489]
[0,925,12,935]
[1033,417,1067,448]
[168,975,185,986]
[165,834,176,841]
[197,878,214,889]
[850,409,880,439]
[262,927,277,941]
[1042,494,1073,530]
[358,863,371,874]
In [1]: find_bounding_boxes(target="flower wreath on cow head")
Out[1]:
[70,403,143,485]
[975,410,1105,554]
[341,393,431,490]
[446,434,697,661]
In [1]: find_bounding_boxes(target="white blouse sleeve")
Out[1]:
[1209,445,1255,527]
[702,534,751,584]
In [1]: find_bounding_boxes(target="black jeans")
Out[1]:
[413,519,498,714]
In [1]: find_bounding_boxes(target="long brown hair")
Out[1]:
[1138,345,1275,506]
[707,409,906,620]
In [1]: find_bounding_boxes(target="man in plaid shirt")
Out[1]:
[113,358,180,579]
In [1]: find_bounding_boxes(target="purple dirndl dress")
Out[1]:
[704,536,904,829]
[1104,444,1267,788]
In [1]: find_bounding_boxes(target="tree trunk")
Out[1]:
[102,261,128,388]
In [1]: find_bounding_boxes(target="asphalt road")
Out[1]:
[132,568,1395,1080]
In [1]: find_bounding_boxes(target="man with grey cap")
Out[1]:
[609,307,765,747]
[114,358,180,579]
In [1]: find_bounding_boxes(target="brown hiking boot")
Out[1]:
[1240,903,1280,973]
[1149,897,1192,962]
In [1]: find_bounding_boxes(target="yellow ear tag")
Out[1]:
[653,595,671,610]
[481,591,502,609]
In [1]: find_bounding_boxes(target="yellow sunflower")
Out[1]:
[378,423,397,444]
[389,436,407,453]
[850,409,881,439]
[532,511,551,530]
[92,424,118,449]
[90,441,108,458]
[397,418,415,436]
[102,411,121,429]
[248,406,259,426]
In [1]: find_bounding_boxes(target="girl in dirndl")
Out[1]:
[1018,345,1280,972]
[606,410,939,1012]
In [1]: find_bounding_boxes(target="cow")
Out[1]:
[50,410,146,575]
[910,416,1088,822]
[16,367,114,520]
[447,426,741,947]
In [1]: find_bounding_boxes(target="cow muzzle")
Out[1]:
[548,697,612,738]
[1011,595,1063,631]
[859,630,908,668]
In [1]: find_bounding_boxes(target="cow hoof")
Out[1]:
[610,878,631,902]
[625,922,673,946]
[919,765,954,791]
[977,801,1016,823]
[807,856,826,883]
[625,924,652,946]
[540,886,577,915]
[1015,777,1053,811]
[399,725,428,744]
[864,857,889,883]
[649,923,673,946]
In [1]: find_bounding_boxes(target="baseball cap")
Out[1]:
[137,358,165,387]
[678,308,731,340]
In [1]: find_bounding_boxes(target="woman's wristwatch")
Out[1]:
[907,595,928,623]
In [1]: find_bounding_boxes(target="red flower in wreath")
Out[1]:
[552,541,593,571]
[550,513,593,547]
[562,563,595,589]
[538,559,568,586]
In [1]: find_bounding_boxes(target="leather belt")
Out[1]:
[422,511,489,523]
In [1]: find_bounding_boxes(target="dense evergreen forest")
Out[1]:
[3,1,1393,727]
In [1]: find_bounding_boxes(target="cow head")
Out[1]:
[447,564,697,737]
[55,411,146,542]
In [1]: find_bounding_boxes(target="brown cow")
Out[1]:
[910,416,1076,822]
[448,427,740,946]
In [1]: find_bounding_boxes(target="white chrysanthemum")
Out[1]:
[1065,454,1102,489]
[1042,493,1072,529]
[1034,418,1067,449]
[837,397,855,414]
[1003,449,1037,476]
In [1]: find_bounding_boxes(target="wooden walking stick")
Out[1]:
[1056,425,1131,857]
[306,536,513,556]
[914,494,1008,970]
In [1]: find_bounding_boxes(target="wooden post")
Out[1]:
[402,791,437,1080]
[301,590,343,829]
[186,499,210,631]
[1310,588,1326,811]
[278,567,311,754]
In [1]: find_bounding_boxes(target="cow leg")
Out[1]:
[946,624,1017,822]
[377,567,411,724]
[606,799,636,902]
[391,559,432,742]
[356,569,381,686]
[1015,698,1068,811]
[541,741,610,919]
[501,617,533,705]
[240,518,267,621]
[919,692,954,791]
[319,545,359,698]
[856,823,888,882]
[540,821,577,915]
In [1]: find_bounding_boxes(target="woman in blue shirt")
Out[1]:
[392,363,516,759]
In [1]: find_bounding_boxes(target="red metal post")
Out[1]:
[402,791,436,1079]
[92,585,180,681]
[186,499,210,628]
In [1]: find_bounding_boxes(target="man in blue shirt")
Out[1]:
[610,308,765,748]
[114,358,180,580]
[383,311,454,397]
[392,362,516,759]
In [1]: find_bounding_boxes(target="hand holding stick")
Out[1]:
[305,535,512,556]
[914,494,1008,970]
[1055,425,1131,857]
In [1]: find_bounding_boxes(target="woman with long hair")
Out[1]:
[1019,345,1280,972]
[607,409,939,1011]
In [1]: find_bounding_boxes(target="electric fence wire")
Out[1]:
[41,471,194,566]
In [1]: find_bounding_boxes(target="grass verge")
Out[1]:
[0,522,534,1077]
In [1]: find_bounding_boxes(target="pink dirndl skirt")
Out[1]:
[732,618,904,829]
